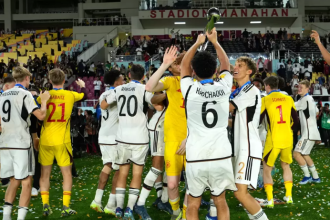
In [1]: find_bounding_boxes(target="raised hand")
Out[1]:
[39,90,50,102]
[163,46,178,66]
[196,33,206,46]
[311,30,321,45]
[76,78,86,88]
[206,27,218,44]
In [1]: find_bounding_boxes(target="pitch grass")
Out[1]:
[1,146,330,220]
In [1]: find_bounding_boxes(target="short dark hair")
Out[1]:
[277,76,286,90]
[325,103,329,107]
[263,76,279,89]
[191,51,217,79]
[104,70,122,86]
[252,78,264,87]
[4,76,15,84]
[236,56,257,77]
[130,64,145,80]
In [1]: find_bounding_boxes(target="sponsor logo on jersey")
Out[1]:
[166,160,171,168]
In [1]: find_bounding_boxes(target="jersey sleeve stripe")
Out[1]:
[184,85,192,120]
[219,70,229,74]
[182,76,192,79]
[31,107,39,113]
[230,100,238,110]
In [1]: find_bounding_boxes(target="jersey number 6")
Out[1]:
[202,101,218,128]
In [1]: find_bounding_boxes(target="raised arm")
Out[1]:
[33,91,50,121]
[311,30,330,65]
[180,34,205,78]
[145,46,177,92]
[207,28,230,72]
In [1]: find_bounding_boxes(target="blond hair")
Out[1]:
[13,66,32,82]
[49,68,65,86]
[236,56,257,77]
[299,80,310,88]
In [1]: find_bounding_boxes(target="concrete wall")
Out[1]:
[73,26,117,43]
[305,0,330,7]
[89,47,106,64]
[12,13,78,20]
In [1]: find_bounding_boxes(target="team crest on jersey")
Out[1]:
[166,160,171,168]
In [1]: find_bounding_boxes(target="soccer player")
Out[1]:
[0,66,50,220]
[146,48,189,220]
[293,80,321,184]
[1,76,16,93]
[134,92,172,219]
[180,28,237,220]
[90,70,124,214]
[260,76,299,208]
[103,64,162,220]
[229,57,268,220]
[38,69,87,216]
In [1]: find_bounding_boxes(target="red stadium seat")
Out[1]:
[87,93,94,99]
[82,77,88,81]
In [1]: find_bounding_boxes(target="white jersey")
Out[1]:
[98,89,118,145]
[291,78,299,88]
[321,86,328,95]
[313,84,321,95]
[0,86,39,149]
[181,71,233,162]
[293,63,300,74]
[258,91,267,146]
[230,83,262,159]
[295,95,321,140]
[148,108,166,132]
[106,81,153,145]
[280,91,289,96]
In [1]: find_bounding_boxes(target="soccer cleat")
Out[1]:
[133,205,151,220]
[90,200,104,213]
[116,207,124,219]
[104,205,116,216]
[123,207,135,220]
[206,213,217,220]
[283,196,293,204]
[43,204,53,216]
[170,211,182,220]
[260,199,274,208]
[312,178,321,183]
[31,187,39,197]
[157,201,173,215]
[299,176,312,184]
[152,197,161,207]
[61,206,77,216]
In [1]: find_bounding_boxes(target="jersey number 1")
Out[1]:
[47,102,66,122]
[276,105,286,124]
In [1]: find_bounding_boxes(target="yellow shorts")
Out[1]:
[39,143,73,167]
[164,142,186,176]
[263,145,292,167]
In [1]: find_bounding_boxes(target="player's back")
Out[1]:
[39,89,84,146]
[182,78,232,162]
[99,89,118,145]
[0,87,37,148]
[114,82,152,144]
[262,91,295,148]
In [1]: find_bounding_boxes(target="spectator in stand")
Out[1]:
[277,64,286,80]
[277,28,283,40]
[142,36,148,51]
[170,28,177,44]
[318,104,330,147]
[96,61,104,76]
[89,62,95,76]
[78,60,85,77]
[318,73,326,85]
[312,80,321,95]
[120,64,127,76]
[93,76,102,98]
[136,46,143,61]
[277,59,285,71]
[127,36,131,47]
[41,53,48,67]
[144,51,150,72]
[105,61,111,72]
[283,28,288,40]
[286,60,293,82]
[242,28,248,39]
[257,57,264,72]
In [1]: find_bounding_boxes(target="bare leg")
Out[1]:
[186,195,201,220]
[212,193,230,220]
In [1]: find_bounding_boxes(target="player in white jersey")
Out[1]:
[179,29,237,220]
[90,70,124,214]
[293,80,322,184]
[103,64,163,220]
[229,57,268,220]
[0,67,50,220]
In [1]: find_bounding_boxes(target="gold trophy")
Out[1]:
[200,7,221,51]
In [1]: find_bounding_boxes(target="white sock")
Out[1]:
[209,199,217,217]
[245,209,255,220]
[127,188,140,210]
[17,207,28,220]
[3,203,13,220]
[308,164,319,179]
[155,182,163,198]
[94,189,104,204]
[116,188,126,209]
[300,164,311,177]
[161,172,168,203]
[107,193,116,208]
[137,167,161,206]
[253,209,268,220]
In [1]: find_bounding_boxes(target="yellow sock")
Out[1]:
[182,204,187,219]
[169,197,180,211]
[264,184,273,201]
[41,191,49,206]
[284,181,293,197]
[63,191,71,207]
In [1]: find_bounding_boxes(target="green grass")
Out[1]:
[2,146,330,220]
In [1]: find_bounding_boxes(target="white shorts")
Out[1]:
[295,139,315,155]
[149,129,165,157]
[186,158,237,197]
[116,143,149,166]
[0,147,35,180]
[233,156,260,189]
[100,144,119,171]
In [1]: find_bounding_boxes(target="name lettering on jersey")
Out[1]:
[196,87,225,98]
[122,87,136,91]
[272,98,286,102]
[50,95,65,100]
[0,91,19,96]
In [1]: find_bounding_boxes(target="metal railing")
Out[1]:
[73,17,131,26]
[226,52,270,60]
[305,15,330,23]
[139,0,297,10]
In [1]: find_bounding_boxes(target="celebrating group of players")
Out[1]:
[0,27,325,220]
